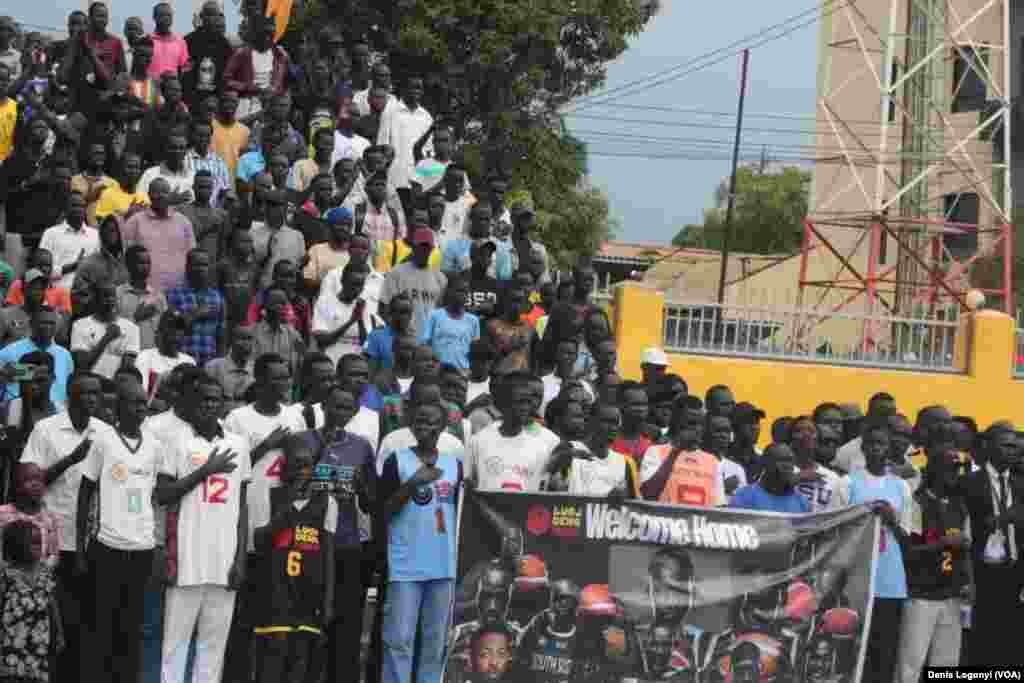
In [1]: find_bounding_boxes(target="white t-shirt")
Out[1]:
[719,456,748,501]
[71,316,141,379]
[332,131,372,166]
[566,445,631,497]
[137,164,196,202]
[465,423,556,492]
[21,414,114,552]
[161,428,252,586]
[312,295,377,366]
[319,265,383,320]
[134,349,196,394]
[39,222,100,289]
[224,403,306,552]
[82,427,162,551]
[347,405,380,454]
[251,49,273,90]
[794,465,843,512]
[467,379,490,406]
[285,402,381,454]
[376,427,465,475]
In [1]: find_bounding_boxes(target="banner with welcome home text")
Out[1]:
[447,491,877,683]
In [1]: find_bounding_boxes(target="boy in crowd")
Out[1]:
[253,433,337,683]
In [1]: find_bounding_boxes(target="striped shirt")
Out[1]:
[185,150,233,208]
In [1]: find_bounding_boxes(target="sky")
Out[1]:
[563,0,821,244]
[12,0,820,245]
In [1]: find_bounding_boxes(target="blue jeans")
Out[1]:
[382,579,454,683]
[141,588,196,683]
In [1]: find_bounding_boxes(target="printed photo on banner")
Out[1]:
[447,491,878,683]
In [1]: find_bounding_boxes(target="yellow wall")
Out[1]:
[613,282,1021,433]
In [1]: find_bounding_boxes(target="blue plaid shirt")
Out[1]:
[185,150,233,207]
[166,286,225,366]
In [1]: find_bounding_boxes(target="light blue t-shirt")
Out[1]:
[381,447,462,582]
[0,339,74,409]
[730,483,811,514]
[236,149,267,183]
[441,239,514,281]
[846,470,909,599]
[364,326,397,369]
[419,309,480,370]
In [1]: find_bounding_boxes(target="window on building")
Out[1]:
[943,192,979,259]
[952,47,988,113]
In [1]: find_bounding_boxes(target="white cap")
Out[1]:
[640,347,669,366]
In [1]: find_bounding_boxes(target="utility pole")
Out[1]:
[716,48,750,306]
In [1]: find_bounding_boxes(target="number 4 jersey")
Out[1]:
[163,429,252,587]
[224,404,307,552]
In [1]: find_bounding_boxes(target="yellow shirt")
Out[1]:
[94,183,150,220]
[212,119,251,179]
[0,99,15,161]
[71,174,117,226]
[373,241,442,274]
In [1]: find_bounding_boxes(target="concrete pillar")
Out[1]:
[613,282,665,381]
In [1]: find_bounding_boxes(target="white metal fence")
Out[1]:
[663,301,961,372]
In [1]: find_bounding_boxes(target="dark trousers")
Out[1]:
[396,188,414,222]
[255,632,323,683]
[56,551,89,683]
[329,545,374,683]
[970,562,1024,665]
[224,553,266,683]
[865,597,903,683]
[88,542,153,683]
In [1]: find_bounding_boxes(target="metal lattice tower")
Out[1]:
[798,0,1013,347]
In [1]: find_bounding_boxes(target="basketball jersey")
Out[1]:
[641,445,724,507]
[84,427,162,551]
[163,430,252,587]
[386,448,461,582]
[518,616,578,683]
[224,404,307,552]
[906,489,970,599]
[846,471,910,598]
[260,493,334,632]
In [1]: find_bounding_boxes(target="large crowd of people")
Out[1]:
[0,2,1017,683]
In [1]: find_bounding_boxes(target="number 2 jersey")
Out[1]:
[224,404,307,552]
[162,428,252,587]
[257,492,338,634]
[905,488,970,599]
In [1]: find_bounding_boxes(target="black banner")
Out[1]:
[448,491,878,683]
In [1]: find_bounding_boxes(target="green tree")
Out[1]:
[282,0,652,257]
[673,165,811,255]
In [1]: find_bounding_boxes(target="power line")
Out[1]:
[567,0,848,112]
[566,112,990,138]
[567,0,830,109]
[567,102,984,130]
[575,130,980,160]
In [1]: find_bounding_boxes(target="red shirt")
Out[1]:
[612,434,654,465]
[82,33,126,79]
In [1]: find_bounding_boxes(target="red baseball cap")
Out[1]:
[412,227,435,247]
